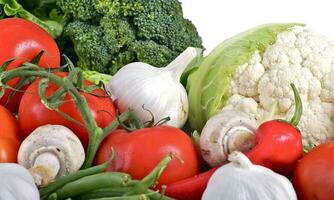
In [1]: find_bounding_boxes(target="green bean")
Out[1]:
[73,188,173,200]
[74,187,133,200]
[52,172,132,200]
[88,195,149,200]
[124,154,173,196]
[40,151,115,199]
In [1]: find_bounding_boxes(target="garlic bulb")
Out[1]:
[202,151,297,200]
[200,109,258,167]
[107,47,199,128]
[0,163,40,200]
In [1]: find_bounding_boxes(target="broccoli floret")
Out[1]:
[130,40,175,68]
[57,0,99,21]
[57,0,203,74]
[100,15,136,55]
[64,22,111,73]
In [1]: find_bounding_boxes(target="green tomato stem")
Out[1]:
[0,65,131,168]
[289,83,303,126]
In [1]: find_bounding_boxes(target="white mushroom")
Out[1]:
[200,109,258,167]
[18,125,85,187]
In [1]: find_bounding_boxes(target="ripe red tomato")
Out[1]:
[0,105,20,162]
[18,73,116,147]
[0,18,60,112]
[95,126,200,185]
[292,141,334,200]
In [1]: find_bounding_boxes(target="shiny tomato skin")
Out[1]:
[18,73,116,146]
[0,138,20,163]
[0,18,60,112]
[292,141,334,200]
[95,126,201,185]
[0,105,20,162]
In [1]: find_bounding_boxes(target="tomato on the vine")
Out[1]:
[0,105,20,163]
[18,72,116,147]
[292,141,334,200]
[95,126,200,185]
[0,18,60,112]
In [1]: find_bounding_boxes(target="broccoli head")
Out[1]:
[59,0,203,74]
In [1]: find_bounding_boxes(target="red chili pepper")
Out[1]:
[246,83,303,177]
[164,167,218,200]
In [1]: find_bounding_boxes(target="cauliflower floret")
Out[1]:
[321,68,334,102]
[230,53,265,97]
[224,26,334,146]
[286,101,334,146]
[223,94,261,119]
[258,64,321,112]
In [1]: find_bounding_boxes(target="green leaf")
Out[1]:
[0,0,63,38]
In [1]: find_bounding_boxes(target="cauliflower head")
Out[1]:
[187,24,334,147]
[225,27,334,146]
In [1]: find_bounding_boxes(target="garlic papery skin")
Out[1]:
[0,163,40,200]
[107,47,200,128]
[200,109,258,167]
[202,151,297,200]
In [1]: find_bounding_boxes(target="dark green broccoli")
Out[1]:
[57,0,99,21]
[58,0,203,74]
[64,22,111,73]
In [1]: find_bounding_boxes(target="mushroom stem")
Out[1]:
[225,128,257,154]
[29,152,60,186]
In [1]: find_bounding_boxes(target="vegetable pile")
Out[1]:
[1,1,334,200]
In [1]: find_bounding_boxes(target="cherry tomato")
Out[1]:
[18,73,116,147]
[0,18,60,112]
[0,105,20,162]
[292,141,334,200]
[95,126,200,185]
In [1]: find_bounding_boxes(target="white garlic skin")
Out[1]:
[202,152,297,200]
[0,163,40,200]
[108,62,189,128]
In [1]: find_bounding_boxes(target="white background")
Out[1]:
[181,0,334,54]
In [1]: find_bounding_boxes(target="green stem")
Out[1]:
[103,111,134,135]
[124,154,173,196]
[289,83,303,126]
[0,67,131,168]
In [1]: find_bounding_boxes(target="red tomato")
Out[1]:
[18,73,116,147]
[0,105,20,162]
[292,141,334,200]
[95,126,200,185]
[0,18,60,112]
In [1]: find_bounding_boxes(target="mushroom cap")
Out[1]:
[18,125,85,177]
[200,109,258,167]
